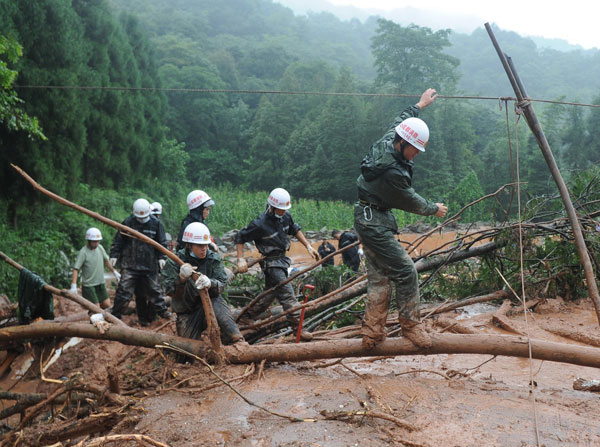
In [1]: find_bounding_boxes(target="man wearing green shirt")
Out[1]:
[354,88,448,349]
[70,227,120,309]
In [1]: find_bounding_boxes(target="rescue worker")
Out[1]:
[70,227,120,309]
[317,238,336,267]
[176,190,215,251]
[150,202,163,217]
[109,198,171,326]
[331,229,360,272]
[235,188,320,340]
[161,222,243,345]
[354,88,448,349]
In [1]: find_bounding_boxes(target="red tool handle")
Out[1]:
[296,284,315,343]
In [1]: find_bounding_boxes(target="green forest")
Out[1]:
[1,0,600,292]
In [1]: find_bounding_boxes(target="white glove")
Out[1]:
[113,271,121,281]
[90,313,111,334]
[159,259,166,270]
[109,258,117,267]
[209,242,219,253]
[179,263,196,281]
[69,283,77,294]
[307,245,320,261]
[194,274,211,290]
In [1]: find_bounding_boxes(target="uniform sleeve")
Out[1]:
[234,218,262,244]
[287,214,301,236]
[73,248,86,270]
[385,173,439,216]
[155,220,168,260]
[160,258,180,296]
[208,256,228,295]
[109,219,128,258]
[391,105,421,130]
[99,245,109,262]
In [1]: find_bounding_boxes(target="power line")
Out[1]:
[14,84,600,108]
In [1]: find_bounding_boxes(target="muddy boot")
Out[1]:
[400,318,432,349]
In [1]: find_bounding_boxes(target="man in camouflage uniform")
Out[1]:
[161,222,243,345]
[354,88,448,349]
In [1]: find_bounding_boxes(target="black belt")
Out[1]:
[358,200,390,212]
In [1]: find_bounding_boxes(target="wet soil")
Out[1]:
[3,298,600,446]
[2,232,600,446]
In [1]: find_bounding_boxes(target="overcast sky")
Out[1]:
[327,0,599,49]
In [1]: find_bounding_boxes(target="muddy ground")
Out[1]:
[2,233,600,446]
[2,296,600,447]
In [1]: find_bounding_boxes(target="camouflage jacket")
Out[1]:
[356,104,438,216]
[160,248,227,314]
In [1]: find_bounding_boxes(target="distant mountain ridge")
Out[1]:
[274,0,590,53]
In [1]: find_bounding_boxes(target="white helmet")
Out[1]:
[85,227,102,241]
[133,198,151,218]
[395,117,429,152]
[268,188,291,210]
[186,190,215,210]
[150,201,162,215]
[182,222,211,244]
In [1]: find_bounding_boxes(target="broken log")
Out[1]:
[3,322,600,369]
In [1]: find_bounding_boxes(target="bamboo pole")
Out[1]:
[485,24,600,325]
[10,164,223,355]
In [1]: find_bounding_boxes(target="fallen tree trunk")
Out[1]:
[0,322,209,359]
[243,242,504,339]
[2,322,600,369]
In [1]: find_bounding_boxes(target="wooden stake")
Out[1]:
[485,24,600,325]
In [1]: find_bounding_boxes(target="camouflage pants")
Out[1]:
[111,269,168,323]
[176,295,242,345]
[249,267,301,328]
[354,205,420,341]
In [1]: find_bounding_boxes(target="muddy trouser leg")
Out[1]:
[248,267,294,320]
[212,295,243,344]
[175,310,207,363]
[143,272,169,317]
[264,267,300,329]
[111,269,137,319]
[354,207,420,343]
[134,281,154,324]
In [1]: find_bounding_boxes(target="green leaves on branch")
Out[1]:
[0,35,46,140]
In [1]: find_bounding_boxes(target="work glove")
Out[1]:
[159,259,166,270]
[209,242,219,253]
[236,258,248,274]
[194,274,211,290]
[179,263,197,281]
[90,313,112,335]
[113,270,121,281]
[307,245,320,262]
[109,258,117,267]
[69,283,77,294]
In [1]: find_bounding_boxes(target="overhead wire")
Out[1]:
[13,84,600,109]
